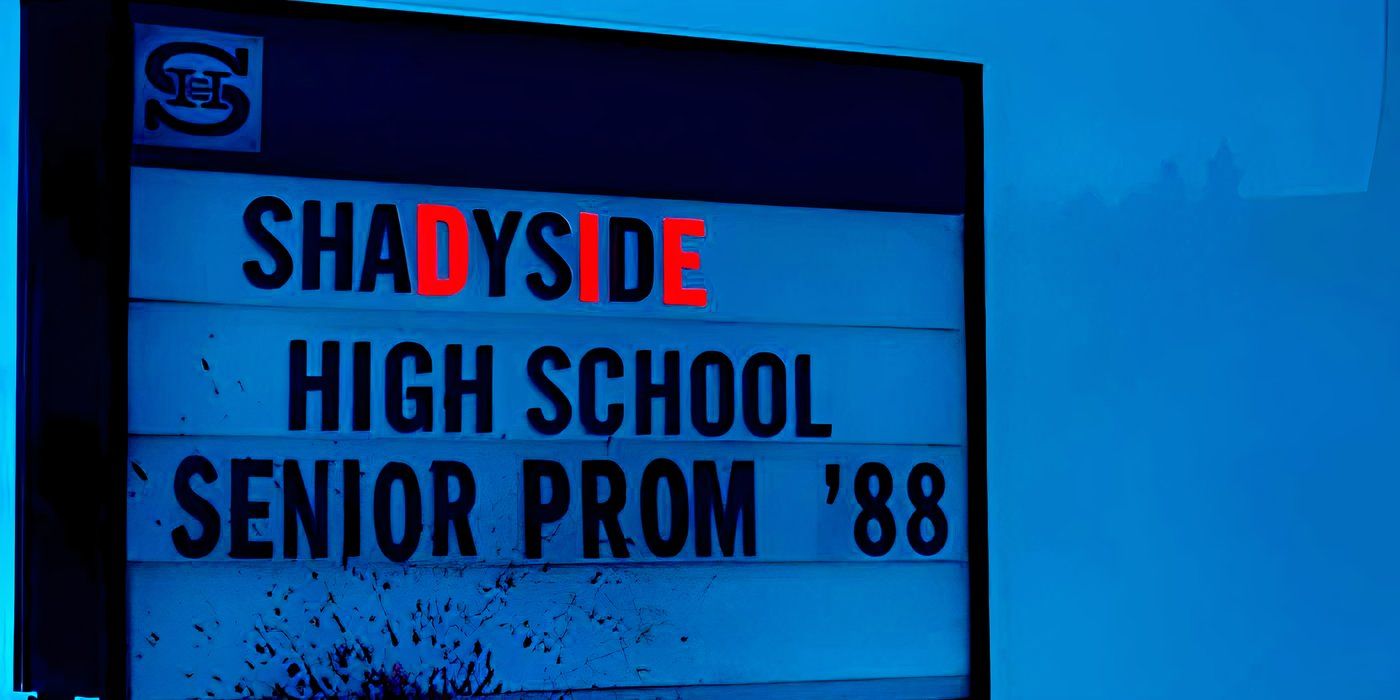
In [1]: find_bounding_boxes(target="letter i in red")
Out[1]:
[580,212,600,302]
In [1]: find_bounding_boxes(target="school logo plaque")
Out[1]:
[133,24,262,152]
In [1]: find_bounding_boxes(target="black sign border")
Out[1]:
[15,1,987,697]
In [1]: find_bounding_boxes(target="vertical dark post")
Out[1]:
[16,0,129,696]
[961,64,990,700]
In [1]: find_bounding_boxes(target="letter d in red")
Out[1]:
[417,203,468,296]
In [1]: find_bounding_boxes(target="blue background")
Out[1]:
[5,0,1400,697]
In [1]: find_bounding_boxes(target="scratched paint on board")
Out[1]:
[129,562,970,696]
[126,165,970,696]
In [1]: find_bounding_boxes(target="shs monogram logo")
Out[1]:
[133,25,263,152]
[144,41,250,136]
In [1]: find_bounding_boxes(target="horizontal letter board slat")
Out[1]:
[131,168,966,330]
[128,302,966,445]
[127,436,969,564]
[129,560,970,694]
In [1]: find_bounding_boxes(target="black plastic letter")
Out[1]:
[343,459,362,564]
[526,346,572,435]
[795,354,833,438]
[523,459,570,559]
[636,350,680,435]
[690,351,735,437]
[693,460,756,557]
[360,203,411,293]
[230,458,274,559]
[607,217,654,302]
[302,200,354,291]
[579,348,623,435]
[373,461,423,563]
[640,458,688,558]
[289,340,340,431]
[431,460,477,557]
[741,352,787,438]
[525,212,573,300]
[283,459,329,559]
[445,344,493,433]
[351,341,371,431]
[385,342,433,433]
[582,459,629,559]
[172,455,220,559]
[475,209,522,297]
[242,195,294,289]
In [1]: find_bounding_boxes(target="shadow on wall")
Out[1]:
[989,14,1400,695]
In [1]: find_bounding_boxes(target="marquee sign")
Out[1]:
[18,2,985,697]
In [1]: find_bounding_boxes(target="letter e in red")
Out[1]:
[662,217,707,307]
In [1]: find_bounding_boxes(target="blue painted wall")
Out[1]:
[6,0,1400,697]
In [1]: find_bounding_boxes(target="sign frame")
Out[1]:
[15,0,988,696]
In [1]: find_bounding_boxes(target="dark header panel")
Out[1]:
[130,1,971,214]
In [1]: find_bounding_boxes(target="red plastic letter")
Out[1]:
[662,217,707,307]
[416,203,468,296]
[579,212,600,303]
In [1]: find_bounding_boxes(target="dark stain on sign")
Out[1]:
[148,564,678,696]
